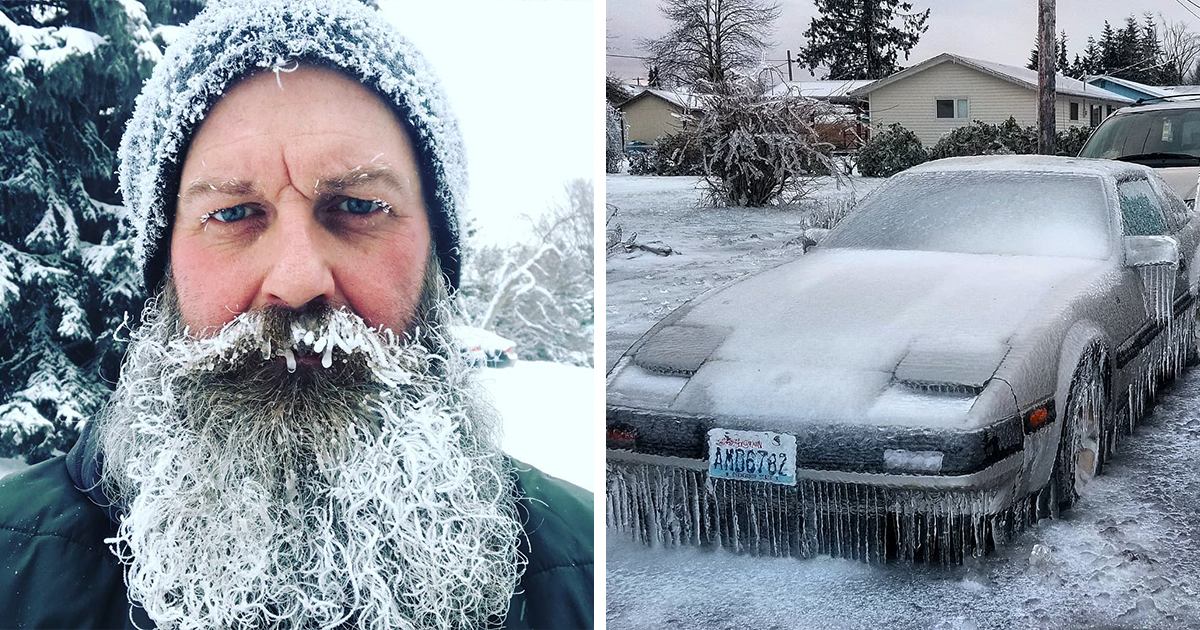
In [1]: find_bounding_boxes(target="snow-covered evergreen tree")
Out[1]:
[0,0,202,462]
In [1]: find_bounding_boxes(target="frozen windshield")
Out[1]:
[1078,108,1200,166]
[823,171,1112,259]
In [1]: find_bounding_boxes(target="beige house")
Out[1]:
[616,88,705,145]
[849,53,1133,146]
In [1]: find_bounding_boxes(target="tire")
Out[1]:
[1051,349,1107,511]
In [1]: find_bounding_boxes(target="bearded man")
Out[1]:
[0,1,593,628]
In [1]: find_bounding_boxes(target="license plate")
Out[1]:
[707,428,796,486]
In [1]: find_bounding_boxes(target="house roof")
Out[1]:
[766,80,875,99]
[617,88,706,111]
[1086,75,1170,99]
[848,53,1133,104]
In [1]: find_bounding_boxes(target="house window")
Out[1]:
[1090,105,1102,127]
[1070,102,1079,121]
[1106,105,1113,117]
[936,98,969,119]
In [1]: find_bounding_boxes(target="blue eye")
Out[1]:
[211,205,252,223]
[335,198,384,215]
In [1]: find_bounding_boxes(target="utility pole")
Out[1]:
[1038,0,1056,155]
[787,49,793,82]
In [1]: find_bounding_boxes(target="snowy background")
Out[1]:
[379,0,595,249]
[605,174,1200,628]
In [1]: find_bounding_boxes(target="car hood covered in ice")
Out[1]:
[608,248,1111,431]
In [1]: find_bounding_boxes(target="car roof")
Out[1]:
[904,154,1155,180]
[1111,98,1200,115]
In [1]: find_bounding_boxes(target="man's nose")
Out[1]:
[259,212,336,310]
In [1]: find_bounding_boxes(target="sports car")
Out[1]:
[606,155,1200,562]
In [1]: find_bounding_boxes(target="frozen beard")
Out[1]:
[94,277,524,630]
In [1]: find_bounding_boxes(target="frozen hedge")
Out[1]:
[857,123,928,177]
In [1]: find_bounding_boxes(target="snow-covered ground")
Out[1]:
[0,360,593,493]
[605,174,1200,628]
[483,360,594,491]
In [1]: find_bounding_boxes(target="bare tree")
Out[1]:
[468,180,594,367]
[641,0,781,87]
[1159,15,1200,85]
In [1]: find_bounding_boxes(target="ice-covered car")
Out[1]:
[1078,98,1200,204]
[450,325,518,368]
[606,155,1200,562]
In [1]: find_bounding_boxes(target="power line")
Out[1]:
[1177,0,1200,22]
[605,52,793,63]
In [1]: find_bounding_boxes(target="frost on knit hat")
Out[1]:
[119,0,466,295]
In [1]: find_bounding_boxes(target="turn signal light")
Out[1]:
[1022,400,1056,434]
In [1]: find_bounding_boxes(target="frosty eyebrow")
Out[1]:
[180,178,260,204]
[313,168,407,197]
[179,167,406,206]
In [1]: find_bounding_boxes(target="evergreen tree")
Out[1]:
[1099,21,1118,74]
[799,0,931,80]
[1082,36,1100,76]
[1026,31,1069,73]
[1139,13,1164,84]
[1115,15,1141,79]
[0,1,203,462]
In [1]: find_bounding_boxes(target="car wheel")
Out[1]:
[1052,349,1107,511]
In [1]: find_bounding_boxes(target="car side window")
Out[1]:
[1118,179,1168,236]
[1147,176,1193,232]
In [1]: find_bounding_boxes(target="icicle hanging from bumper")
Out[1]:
[606,461,1024,564]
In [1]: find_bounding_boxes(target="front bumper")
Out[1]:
[606,405,1025,487]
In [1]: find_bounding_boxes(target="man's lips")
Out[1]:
[275,351,324,369]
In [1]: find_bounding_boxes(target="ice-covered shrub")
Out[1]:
[929,120,1009,159]
[1056,125,1094,157]
[857,123,928,177]
[627,150,652,175]
[929,118,1042,160]
[647,132,704,176]
[695,80,839,207]
[997,117,1038,155]
[606,103,626,174]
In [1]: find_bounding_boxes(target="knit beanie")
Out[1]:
[119,0,466,295]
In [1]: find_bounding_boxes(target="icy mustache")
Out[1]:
[167,307,418,387]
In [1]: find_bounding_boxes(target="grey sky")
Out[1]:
[607,0,1200,84]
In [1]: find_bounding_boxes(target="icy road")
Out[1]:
[605,175,1200,628]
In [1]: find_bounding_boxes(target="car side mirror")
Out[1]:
[1124,235,1179,268]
